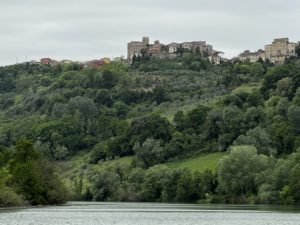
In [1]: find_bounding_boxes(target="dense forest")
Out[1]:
[1,50,300,206]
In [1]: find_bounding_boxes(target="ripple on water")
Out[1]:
[1,202,300,225]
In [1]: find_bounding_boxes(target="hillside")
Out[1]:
[1,54,300,206]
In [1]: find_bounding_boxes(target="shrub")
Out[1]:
[0,187,24,207]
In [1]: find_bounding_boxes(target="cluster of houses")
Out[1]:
[128,37,299,65]
[24,37,298,69]
[29,57,112,69]
[237,38,298,64]
[127,37,223,64]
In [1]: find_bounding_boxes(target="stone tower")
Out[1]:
[127,37,149,62]
[142,37,149,45]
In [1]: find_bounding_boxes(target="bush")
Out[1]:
[0,187,24,207]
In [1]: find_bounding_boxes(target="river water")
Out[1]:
[1,202,300,225]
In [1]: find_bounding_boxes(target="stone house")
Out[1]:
[238,49,265,63]
[41,58,52,65]
[265,38,297,64]
[238,38,297,64]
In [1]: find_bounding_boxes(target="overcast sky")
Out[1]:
[1,0,300,66]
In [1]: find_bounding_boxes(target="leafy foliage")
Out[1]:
[1,56,300,205]
[1,140,68,206]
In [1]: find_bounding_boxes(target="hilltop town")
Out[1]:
[19,37,300,68]
[127,37,223,64]
[127,37,299,65]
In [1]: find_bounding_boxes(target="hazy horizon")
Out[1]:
[1,0,300,66]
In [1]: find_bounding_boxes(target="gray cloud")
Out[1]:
[0,0,300,65]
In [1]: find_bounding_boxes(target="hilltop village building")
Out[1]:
[238,49,265,63]
[41,58,57,66]
[127,37,223,64]
[40,58,70,66]
[238,38,297,64]
[40,57,111,69]
[82,58,111,69]
[127,37,150,61]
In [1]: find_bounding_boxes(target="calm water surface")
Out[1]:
[1,202,300,225]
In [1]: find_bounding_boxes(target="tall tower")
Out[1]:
[127,37,150,62]
[143,37,149,45]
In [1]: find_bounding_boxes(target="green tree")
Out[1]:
[133,138,164,168]
[163,132,191,159]
[276,77,294,98]
[9,140,68,205]
[279,149,300,204]
[68,96,97,133]
[186,105,209,131]
[91,171,120,201]
[287,105,300,132]
[260,64,293,99]
[176,169,195,201]
[160,169,182,202]
[269,121,295,155]
[51,103,68,118]
[280,164,300,204]
[153,86,168,105]
[130,114,172,143]
[233,127,275,155]
[292,87,300,106]
[0,186,24,207]
[218,106,244,150]
[194,170,217,201]
[53,145,69,160]
[113,101,129,118]
[218,146,270,201]
[141,165,168,201]
[101,70,119,89]
[9,140,46,205]
[276,97,290,117]
[173,111,186,131]
[95,89,114,107]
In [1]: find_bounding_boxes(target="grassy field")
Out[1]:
[60,151,226,193]
[231,83,261,94]
[59,154,134,188]
[93,156,134,172]
[61,152,226,180]
[91,152,225,173]
[165,152,227,172]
